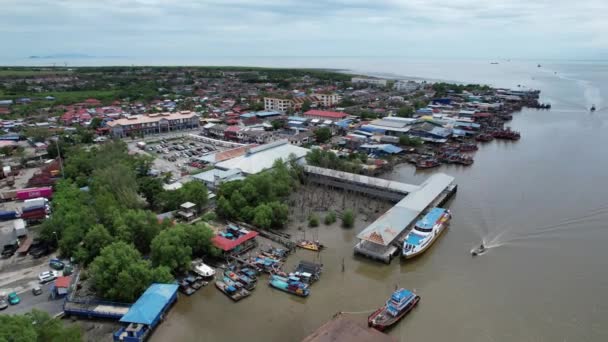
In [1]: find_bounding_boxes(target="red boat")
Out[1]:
[459,143,478,152]
[476,134,494,142]
[368,288,420,331]
[492,128,521,140]
[416,158,440,169]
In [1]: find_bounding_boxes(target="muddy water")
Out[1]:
[152,61,608,341]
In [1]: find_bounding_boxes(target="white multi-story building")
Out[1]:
[106,111,199,137]
[264,97,293,113]
[312,93,340,107]
[351,77,388,87]
[394,80,421,93]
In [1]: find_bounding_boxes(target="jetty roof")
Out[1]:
[215,140,308,175]
[120,283,178,325]
[357,173,454,246]
[304,165,420,194]
[302,314,396,342]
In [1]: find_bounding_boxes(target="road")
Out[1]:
[0,281,64,316]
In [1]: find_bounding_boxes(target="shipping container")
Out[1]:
[0,210,18,221]
[13,219,26,237]
[23,197,49,210]
[16,187,53,200]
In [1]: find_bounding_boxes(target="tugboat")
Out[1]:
[296,240,323,252]
[591,105,596,112]
[269,275,310,297]
[402,208,452,258]
[415,158,440,169]
[368,288,420,331]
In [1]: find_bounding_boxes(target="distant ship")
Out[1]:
[537,64,542,68]
[490,62,499,65]
[402,208,451,258]
[590,105,596,112]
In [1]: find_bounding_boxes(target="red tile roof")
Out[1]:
[55,276,71,288]
[303,110,347,119]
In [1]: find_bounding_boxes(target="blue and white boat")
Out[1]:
[368,288,420,331]
[269,275,310,297]
[402,208,451,258]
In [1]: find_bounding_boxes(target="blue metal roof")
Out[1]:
[380,144,403,154]
[359,125,386,133]
[391,289,413,302]
[255,111,281,117]
[240,113,256,118]
[405,232,425,246]
[415,208,446,229]
[119,283,178,325]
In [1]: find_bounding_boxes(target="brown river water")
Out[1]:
[151,60,608,342]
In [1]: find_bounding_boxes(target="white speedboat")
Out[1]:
[402,208,451,258]
[192,260,216,278]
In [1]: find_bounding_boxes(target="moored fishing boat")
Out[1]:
[368,288,420,331]
[215,280,250,302]
[269,275,310,297]
[476,133,494,142]
[459,143,478,152]
[416,158,440,169]
[296,240,324,252]
[492,128,520,140]
[402,208,451,258]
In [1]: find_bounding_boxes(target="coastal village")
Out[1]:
[0,67,544,341]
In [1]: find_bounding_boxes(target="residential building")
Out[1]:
[288,131,314,146]
[264,97,292,113]
[351,77,387,87]
[311,93,340,107]
[303,110,348,121]
[106,111,199,137]
[394,80,421,92]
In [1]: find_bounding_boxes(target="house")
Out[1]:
[303,110,348,121]
[394,80,421,92]
[288,131,313,146]
[106,111,199,138]
[208,124,228,138]
[224,125,241,141]
[351,77,387,87]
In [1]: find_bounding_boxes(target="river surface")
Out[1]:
[9,57,606,341]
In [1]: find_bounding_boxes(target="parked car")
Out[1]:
[38,270,59,283]
[0,297,8,310]
[32,286,42,296]
[8,292,20,305]
[30,244,51,258]
[49,259,64,270]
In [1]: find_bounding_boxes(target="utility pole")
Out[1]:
[55,139,65,178]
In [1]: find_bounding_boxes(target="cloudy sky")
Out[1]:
[1,0,606,60]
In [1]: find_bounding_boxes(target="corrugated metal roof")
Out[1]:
[120,284,178,325]
[357,173,454,246]
[303,165,420,194]
[215,140,308,174]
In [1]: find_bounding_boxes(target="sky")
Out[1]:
[1,0,607,60]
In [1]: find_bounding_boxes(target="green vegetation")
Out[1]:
[0,309,81,342]
[306,149,364,174]
[432,82,492,97]
[399,135,424,147]
[308,214,320,227]
[39,140,216,301]
[313,127,333,143]
[90,242,173,302]
[216,157,299,229]
[397,106,414,117]
[0,67,73,77]
[342,209,355,228]
[324,211,337,225]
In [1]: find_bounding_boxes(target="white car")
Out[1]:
[38,270,59,284]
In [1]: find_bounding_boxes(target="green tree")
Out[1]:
[112,209,162,254]
[90,242,173,302]
[324,211,337,225]
[138,177,165,209]
[342,209,355,228]
[185,223,220,257]
[314,127,332,143]
[309,214,319,227]
[0,309,82,342]
[271,120,284,130]
[268,201,289,228]
[80,224,113,264]
[302,100,312,112]
[89,117,103,130]
[397,106,414,117]
[252,204,273,229]
[91,164,141,209]
[399,135,423,147]
[180,181,209,210]
[150,227,192,274]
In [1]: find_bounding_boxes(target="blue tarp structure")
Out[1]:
[379,144,403,154]
[334,119,352,129]
[120,284,178,325]
[359,125,386,134]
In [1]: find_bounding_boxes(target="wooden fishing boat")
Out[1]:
[215,280,250,302]
[416,158,440,169]
[296,240,323,252]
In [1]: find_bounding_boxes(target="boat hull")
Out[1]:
[368,296,420,331]
[402,211,451,259]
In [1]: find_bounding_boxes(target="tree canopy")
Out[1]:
[313,127,333,143]
[0,310,82,342]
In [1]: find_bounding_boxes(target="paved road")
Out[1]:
[0,281,64,316]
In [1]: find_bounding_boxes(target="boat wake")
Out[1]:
[478,205,608,250]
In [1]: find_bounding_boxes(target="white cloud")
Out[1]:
[0,0,605,58]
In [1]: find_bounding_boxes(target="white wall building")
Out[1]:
[351,77,388,87]
[312,93,340,107]
[264,97,293,113]
[394,80,421,93]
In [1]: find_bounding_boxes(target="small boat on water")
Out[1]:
[416,158,440,169]
[296,240,323,252]
[368,288,420,331]
[224,269,256,291]
[471,244,486,256]
[215,280,250,302]
[191,260,216,279]
[590,105,596,112]
[459,143,478,152]
[476,133,494,142]
[492,128,521,140]
[269,275,310,297]
[403,208,451,258]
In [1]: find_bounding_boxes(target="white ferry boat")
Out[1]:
[402,208,451,258]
